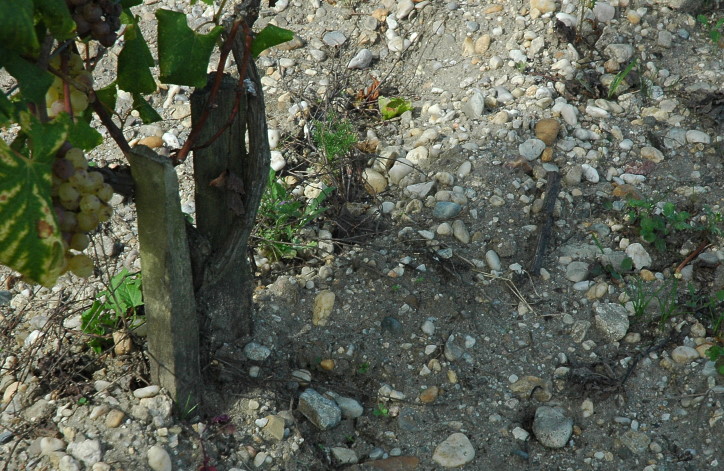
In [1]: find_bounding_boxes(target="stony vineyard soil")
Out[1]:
[1,0,723,470]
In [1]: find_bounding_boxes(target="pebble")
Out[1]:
[685,130,710,144]
[519,139,546,161]
[40,437,66,455]
[331,447,358,465]
[485,250,502,271]
[312,290,335,326]
[322,31,346,46]
[452,220,470,244]
[432,433,475,467]
[592,2,615,22]
[147,445,172,471]
[243,342,271,361]
[462,90,485,119]
[580,164,600,183]
[625,243,652,270]
[475,34,491,54]
[585,105,609,119]
[433,202,462,219]
[363,168,388,195]
[604,44,635,63]
[133,385,160,399]
[671,346,699,363]
[558,104,578,126]
[67,439,102,467]
[535,119,560,146]
[532,407,573,448]
[348,49,373,69]
[594,303,629,342]
[333,396,364,419]
[640,146,664,163]
[530,0,557,14]
[381,316,404,336]
[565,261,589,282]
[388,158,414,185]
[298,388,341,430]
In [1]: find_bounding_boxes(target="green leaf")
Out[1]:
[131,93,162,124]
[68,117,103,150]
[35,0,76,40]
[0,50,54,104]
[156,9,222,87]
[0,0,39,55]
[379,96,413,120]
[620,257,633,272]
[121,0,142,6]
[117,21,156,94]
[0,113,68,286]
[0,92,15,126]
[251,24,294,58]
[95,82,118,113]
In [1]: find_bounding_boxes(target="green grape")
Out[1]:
[77,211,99,232]
[97,204,112,222]
[96,183,113,202]
[86,171,104,191]
[65,148,88,170]
[58,210,78,232]
[67,254,94,278]
[48,100,66,118]
[70,89,89,114]
[58,182,80,202]
[69,169,89,189]
[60,197,80,211]
[70,233,90,251]
[79,194,101,213]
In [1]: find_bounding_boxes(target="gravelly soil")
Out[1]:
[1,0,723,470]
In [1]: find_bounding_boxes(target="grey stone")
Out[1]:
[133,385,160,398]
[348,49,373,69]
[147,445,172,471]
[67,439,102,467]
[625,243,652,270]
[452,220,470,244]
[396,0,415,19]
[519,139,546,160]
[621,430,651,455]
[485,250,502,271]
[432,433,475,467]
[462,90,485,119]
[592,2,615,22]
[333,396,364,418]
[433,202,462,219]
[243,342,272,361]
[331,447,358,465]
[604,43,634,63]
[322,31,346,47]
[381,316,404,336]
[406,181,435,198]
[685,130,710,144]
[298,388,341,430]
[594,303,629,342]
[495,86,514,103]
[565,261,590,282]
[532,406,573,448]
[671,346,699,363]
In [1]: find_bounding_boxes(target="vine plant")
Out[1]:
[0,0,291,286]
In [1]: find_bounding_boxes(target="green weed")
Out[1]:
[312,112,358,162]
[625,199,692,251]
[356,362,370,374]
[696,14,724,44]
[608,57,638,99]
[81,269,143,353]
[372,403,389,417]
[254,169,333,260]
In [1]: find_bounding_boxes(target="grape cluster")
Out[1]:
[46,53,92,118]
[51,145,114,277]
[65,0,123,47]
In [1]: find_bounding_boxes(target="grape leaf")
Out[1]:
[251,24,294,58]
[132,93,162,124]
[0,50,54,104]
[35,0,76,40]
[121,0,142,6]
[117,21,156,94]
[0,0,39,55]
[95,82,118,113]
[156,9,222,87]
[0,92,15,127]
[68,116,103,150]
[0,112,68,286]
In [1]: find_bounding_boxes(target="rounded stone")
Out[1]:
[671,346,699,363]
[432,433,475,467]
[519,138,546,160]
[433,202,462,220]
[532,406,573,448]
[535,119,560,146]
[147,445,172,471]
[565,261,590,282]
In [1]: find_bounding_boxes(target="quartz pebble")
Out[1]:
[432,433,475,467]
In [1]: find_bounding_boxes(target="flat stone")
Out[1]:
[67,439,102,467]
[433,202,462,219]
[625,243,652,269]
[685,130,710,144]
[565,261,590,282]
[519,138,546,160]
[406,181,434,198]
[348,49,373,69]
[621,430,650,455]
[147,445,172,471]
[333,396,364,418]
[262,415,285,441]
[298,388,342,430]
[532,407,573,448]
[332,447,358,465]
[594,303,629,342]
[243,342,271,361]
[322,31,346,47]
[40,437,66,455]
[640,146,664,163]
[432,433,475,467]
[604,43,634,63]
[462,90,485,119]
[671,346,699,363]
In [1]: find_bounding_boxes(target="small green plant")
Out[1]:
[356,362,370,374]
[706,345,724,376]
[608,57,638,99]
[254,169,333,260]
[696,14,724,44]
[372,402,389,417]
[312,112,358,161]
[391,284,401,292]
[378,96,413,120]
[684,285,724,337]
[81,269,144,353]
[625,199,692,251]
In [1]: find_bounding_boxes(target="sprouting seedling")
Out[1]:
[608,58,637,99]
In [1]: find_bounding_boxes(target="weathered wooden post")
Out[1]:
[127,145,201,410]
